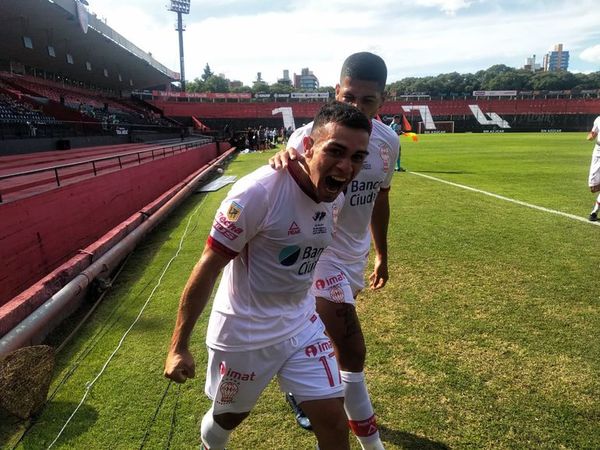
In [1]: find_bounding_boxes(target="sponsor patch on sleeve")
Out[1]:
[226,201,244,222]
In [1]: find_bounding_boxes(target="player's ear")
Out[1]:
[303,135,314,158]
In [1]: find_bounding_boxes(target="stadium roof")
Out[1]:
[0,0,179,90]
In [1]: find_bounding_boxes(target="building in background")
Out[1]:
[523,54,541,72]
[294,68,319,90]
[277,69,292,86]
[543,44,569,71]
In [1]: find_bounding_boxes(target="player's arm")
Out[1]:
[164,244,231,383]
[369,188,390,290]
[587,129,598,141]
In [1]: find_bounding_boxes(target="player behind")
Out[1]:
[270,52,399,450]
[164,101,371,450]
[587,114,600,221]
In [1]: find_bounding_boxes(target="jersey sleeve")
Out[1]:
[207,181,269,258]
[381,132,400,190]
[593,117,600,134]
[286,123,313,156]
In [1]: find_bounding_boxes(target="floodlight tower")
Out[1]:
[168,0,191,91]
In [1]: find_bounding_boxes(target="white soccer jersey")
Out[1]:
[205,164,342,351]
[591,116,600,152]
[287,119,399,263]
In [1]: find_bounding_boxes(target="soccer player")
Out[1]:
[587,115,600,221]
[164,101,371,450]
[270,52,399,450]
[389,115,406,172]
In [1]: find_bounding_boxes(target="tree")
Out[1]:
[252,80,269,94]
[186,77,204,92]
[269,82,294,94]
[204,75,230,93]
[202,63,213,82]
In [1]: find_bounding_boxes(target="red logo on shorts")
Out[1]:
[219,361,227,375]
[305,345,318,357]
[219,381,239,404]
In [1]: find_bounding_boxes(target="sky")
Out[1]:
[87,0,600,87]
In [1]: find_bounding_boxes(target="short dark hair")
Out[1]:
[340,52,387,91]
[312,101,372,136]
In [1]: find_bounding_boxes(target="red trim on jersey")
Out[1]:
[206,236,238,259]
[288,160,320,203]
[348,414,378,437]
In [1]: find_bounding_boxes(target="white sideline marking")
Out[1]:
[410,172,600,226]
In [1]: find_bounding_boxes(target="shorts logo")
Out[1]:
[379,143,391,173]
[305,340,333,357]
[315,272,346,291]
[305,345,318,357]
[279,245,301,266]
[330,285,345,303]
[288,221,301,235]
[226,201,243,222]
[218,381,239,405]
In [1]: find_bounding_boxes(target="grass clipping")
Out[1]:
[0,345,55,419]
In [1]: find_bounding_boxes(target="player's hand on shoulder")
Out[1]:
[164,348,196,383]
[268,147,303,170]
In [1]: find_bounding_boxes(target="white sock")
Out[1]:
[200,410,232,450]
[593,195,600,213]
[340,370,385,450]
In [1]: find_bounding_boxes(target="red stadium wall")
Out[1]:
[0,142,229,306]
[151,98,600,119]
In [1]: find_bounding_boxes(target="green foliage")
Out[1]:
[252,80,270,94]
[387,65,600,95]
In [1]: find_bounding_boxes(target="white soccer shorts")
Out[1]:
[204,317,343,414]
[589,148,600,191]
[310,258,367,305]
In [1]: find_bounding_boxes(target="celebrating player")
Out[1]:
[270,52,399,450]
[164,101,371,450]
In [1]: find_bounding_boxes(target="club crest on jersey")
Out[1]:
[226,201,243,222]
[379,143,391,173]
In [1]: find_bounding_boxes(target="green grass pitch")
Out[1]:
[2,132,599,449]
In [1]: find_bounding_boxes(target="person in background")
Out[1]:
[389,115,406,172]
[586,114,600,221]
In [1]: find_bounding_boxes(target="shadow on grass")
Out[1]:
[0,401,98,449]
[380,425,451,449]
